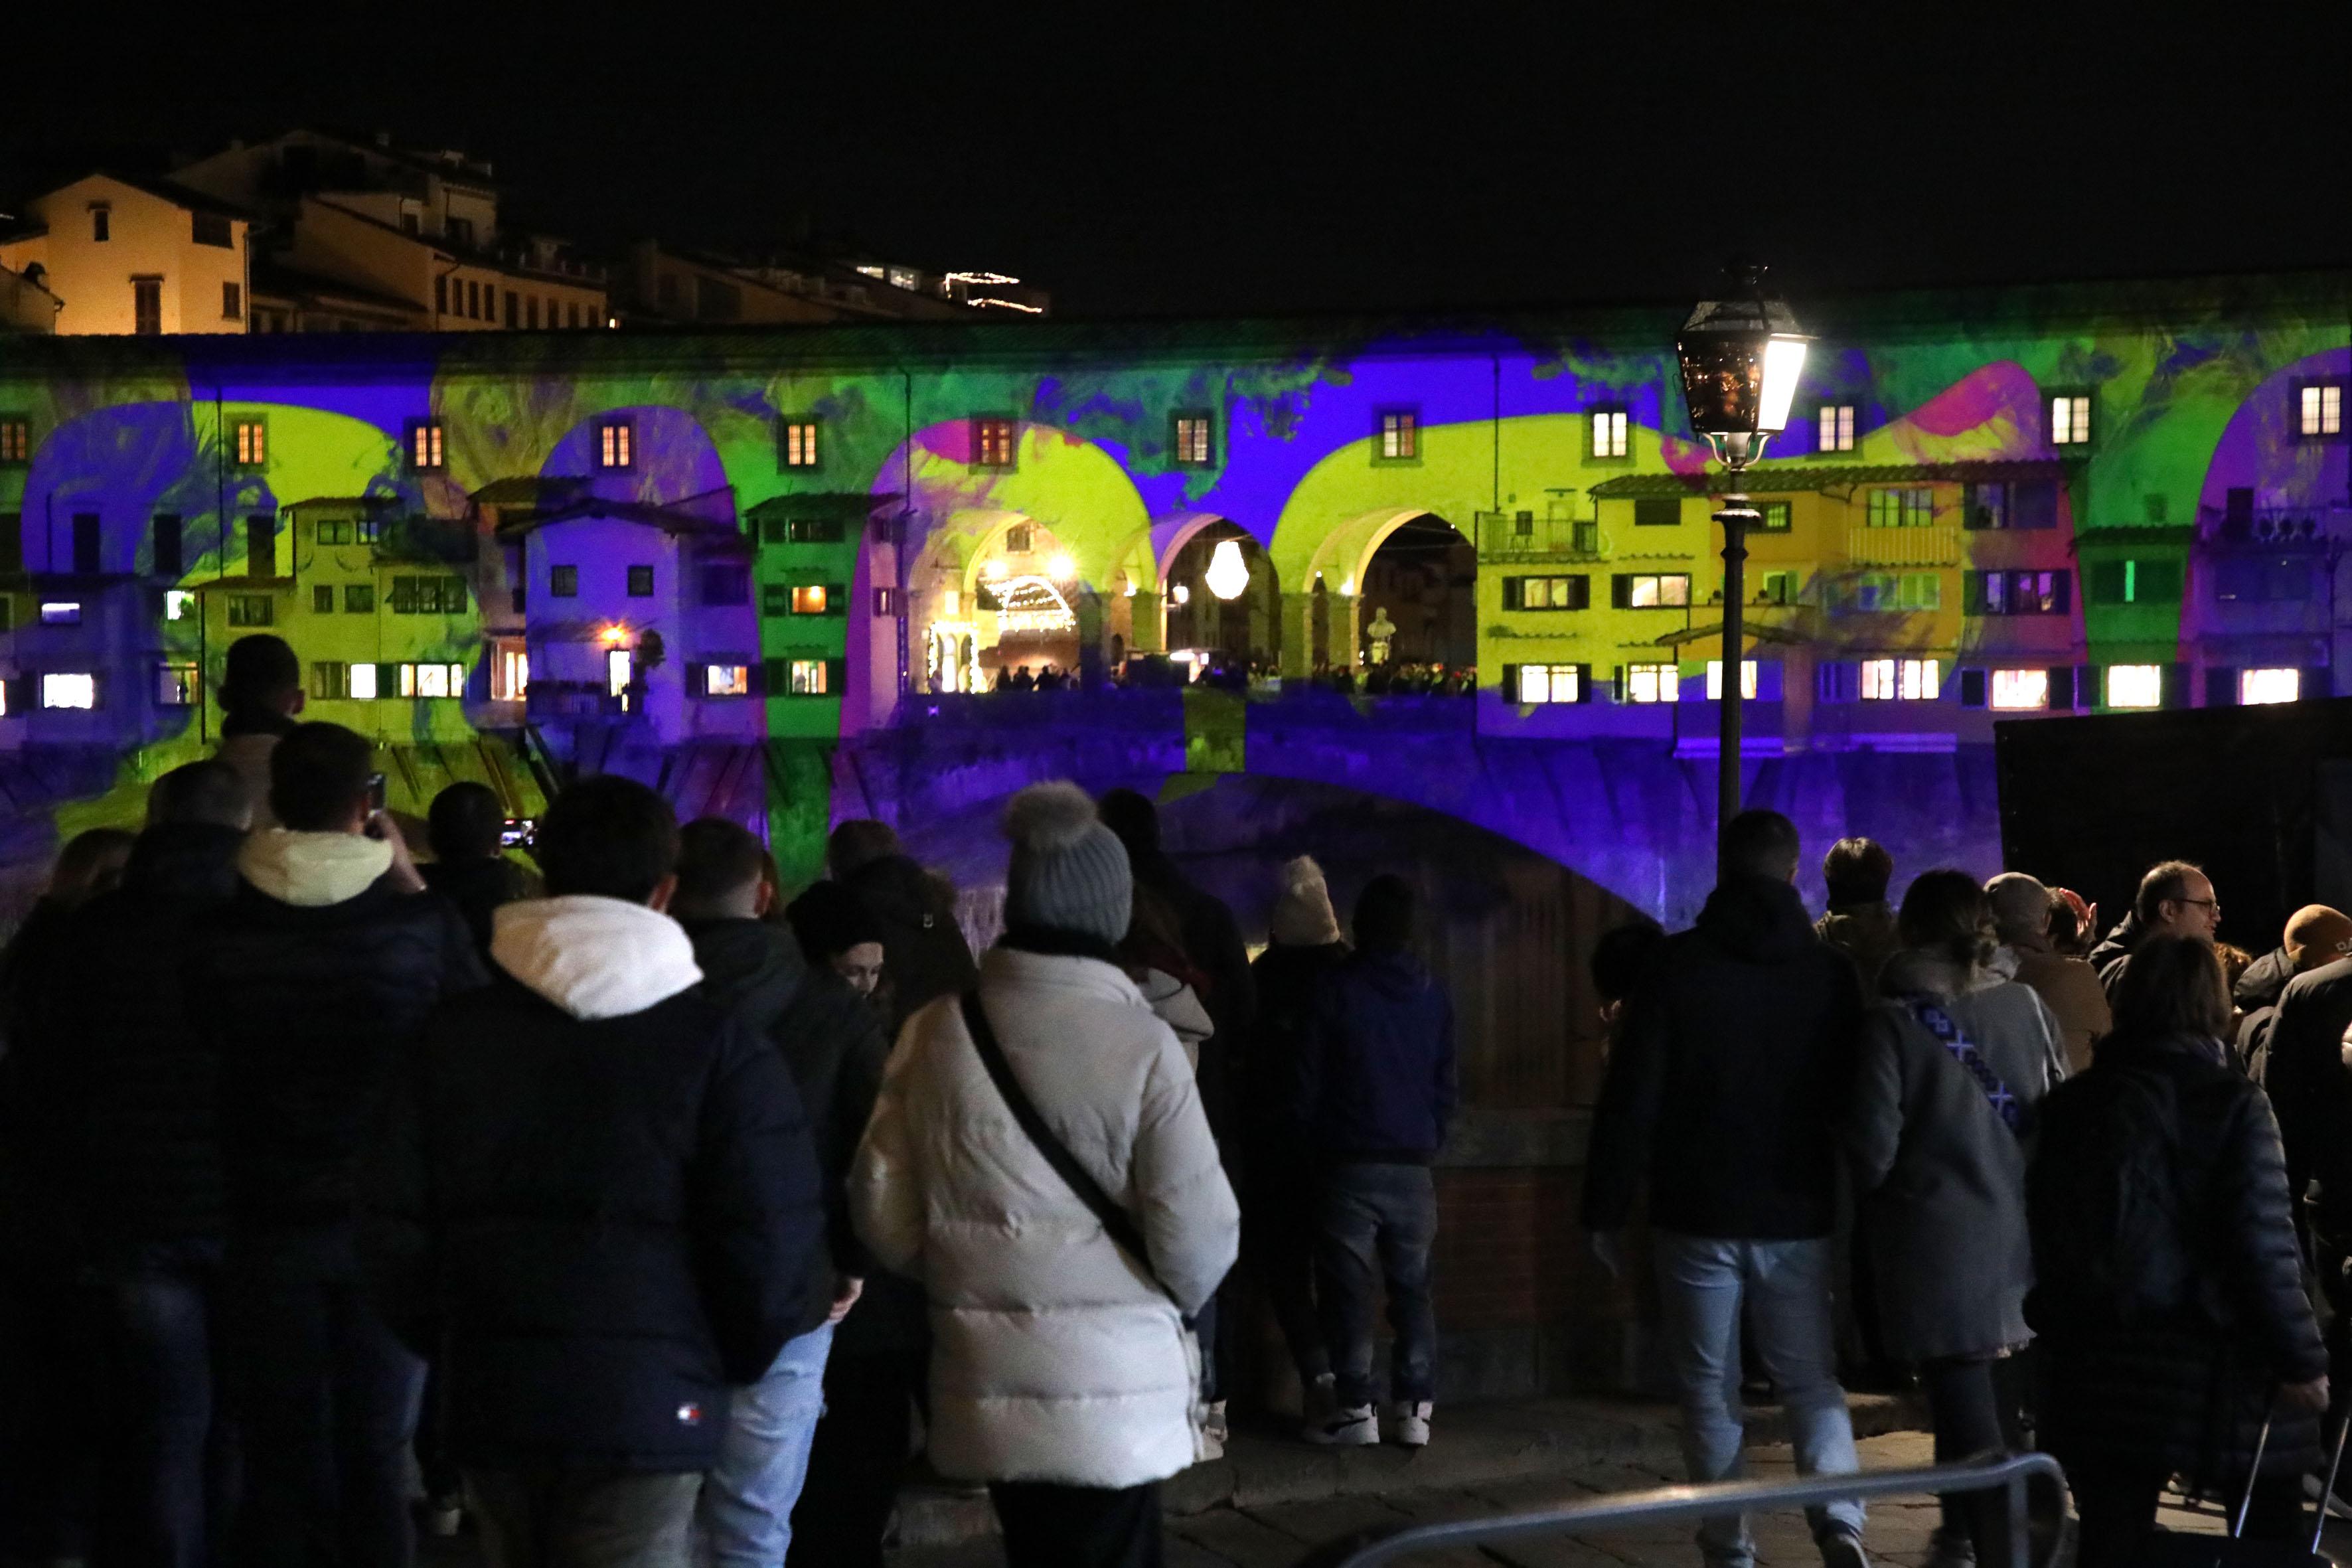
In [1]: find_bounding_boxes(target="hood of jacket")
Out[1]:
[420,854,522,906]
[2088,912,2145,975]
[491,896,704,1020]
[685,917,807,1027]
[1344,945,1441,1000]
[123,821,246,903]
[1877,947,2005,1001]
[1698,876,1822,963]
[236,828,394,907]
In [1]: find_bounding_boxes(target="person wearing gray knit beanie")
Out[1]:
[1002,781,1133,945]
[1269,856,1342,948]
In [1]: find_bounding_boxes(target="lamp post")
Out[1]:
[1674,262,1809,861]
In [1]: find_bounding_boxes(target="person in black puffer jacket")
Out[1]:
[2027,934,2329,1568]
[419,781,530,960]
[42,763,251,1568]
[196,723,486,1568]
[362,778,824,1567]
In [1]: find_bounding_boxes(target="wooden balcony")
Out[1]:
[1845,524,1961,567]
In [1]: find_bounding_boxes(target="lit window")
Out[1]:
[550,564,578,597]
[155,665,199,706]
[1989,669,2049,711]
[39,601,81,625]
[607,649,635,696]
[1865,487,1934,528]
[1516,665,1582,704]
[973,417,1018,467]
[0,418,29,463]
[704,663,751,697]
[349,663,378,700]
[2241,667,2301,706]
[232,420,266,467]
[1623,664,1678,704]
[789,658,830,695]
[2105,665,2163,708]
[1379,410,1418,460]
[1514,576,1587,609]
[2050,393,2092,445]
[2301,384,2343,438]
[627,565,654,597]
[1591,408,1628,459]
[1861,658,1940,701]
[409,420,445,471]
[41,674,96,710]
[401,662,465,699]
[781,420,821,468]
[597,419,634,470]
[1705,660,1760,700]
[164,590,195,621]
[790,584,828,615]
[1818,404,1855,452]
[1174,415,1214,465]
[491,643,528,702]
[1620,573,1690,608]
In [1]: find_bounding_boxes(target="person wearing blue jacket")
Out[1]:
[1293,875,1456,1450]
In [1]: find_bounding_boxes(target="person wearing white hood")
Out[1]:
[362,774,826,1568]
[852,781,1239,1568]
[195,722,485,1568]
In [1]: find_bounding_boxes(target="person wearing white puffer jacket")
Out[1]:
[850,781,1238,1568]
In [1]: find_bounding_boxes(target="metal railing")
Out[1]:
[1310,1451,2064,1567]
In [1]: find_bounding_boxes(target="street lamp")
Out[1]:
[1674,261,1809,855]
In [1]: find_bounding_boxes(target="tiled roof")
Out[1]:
[1590,461,2073,498]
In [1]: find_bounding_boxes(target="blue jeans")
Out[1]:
[700,1322,834,1567]
[1652,1232,1863,1567]
[1314,1164,1438,1409]
[91,1241,236,1568]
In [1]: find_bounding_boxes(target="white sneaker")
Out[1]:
[1387,1400,1433,1448]
[1306,1403,1379,1445]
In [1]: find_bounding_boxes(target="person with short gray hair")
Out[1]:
[1986,871,2111,1075]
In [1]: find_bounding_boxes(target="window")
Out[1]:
[1759,570,1797,605]
[226,595,274,627]
[344,584,374,613]
[2242,668,2302,706]
[1973,569,2071,615]
[973,416,1018,467]
[466,279,481,320]
[627,565,655,597]
[309,662,349,700]
[1755,500,1792,532]
[525,295,539,329]
[72,512,100,574]
[1621,663,1678,704]
[315,519,351,545]
[597,419,634,470]
[1377,410,1418,460]
[788,658,830,695]
[1861,657,1940,701]
[0,418,27,464]
[232,419,266,467]
[491,643,528,702]
[91,206,110,242]
[156,664,199,707]
[356,516,380,545]
[39,601,82,625]
[1507,575,1589,610]
[313,585,335,614]
[757,515,844,544]
[791,584,831,615]
[505,291,518,329]
[388,576,465,613]
[244,513,275,578]
[1173,414,1214,466]
[1865,487,1934,528]
[434,275,447,315]
[1512,665,1585,704]
[781,420,821,469]
[152,514,183,576]
[1004,524,1034,554]
[222,281,242,320]
[607,649,634,696]
[449,216,475,247]
[133,278,161,335]
[700,564,749,605]
[40,674,96,710]
[1817,404,1856,452]
[2105,664,2163,708]
[1964,483,2009,530]
[2213,558,2311,602]
[398,662,468,699]
[874,587,902,616]
[1613,573,1691,608]
[2300,383,2345,439]
[348,663,378,700]
[1634,497,1683,528]
[163,589,194,621]
[1705,660,1760,700]
[2050,392,2092,446]
[192,212,232,248]
[550,564,578,597]
[1591,407,1628,459]
[407,420,445,471]
[1989,668,2050,711]
[2088,558,2182,604]
[702,663,752,698]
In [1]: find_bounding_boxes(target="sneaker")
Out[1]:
[1924,1524,1974,1567]
[1306,1403,1379,1445]
[1818,1527,1871,1568]
[1303,1371,1338,1423]
[1387,1400,1433,1449]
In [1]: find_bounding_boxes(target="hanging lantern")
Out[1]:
[1205,538,1251,601]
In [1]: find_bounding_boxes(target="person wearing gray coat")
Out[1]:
[1847,870,2062,1568]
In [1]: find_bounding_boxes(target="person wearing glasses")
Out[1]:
[2086,861,2221,1003]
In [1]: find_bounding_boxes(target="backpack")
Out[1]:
[2029,1061,2206,1326]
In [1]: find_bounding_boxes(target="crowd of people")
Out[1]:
[0,635,1462,1568]
[1584,811,2352,1568]
[983,655,1480,697]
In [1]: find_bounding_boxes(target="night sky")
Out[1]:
[11,10,2349,319]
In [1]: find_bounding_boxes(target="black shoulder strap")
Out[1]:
[959,990,1177,1305]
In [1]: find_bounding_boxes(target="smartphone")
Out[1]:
[500,817,534,849]
[366,771,388,814]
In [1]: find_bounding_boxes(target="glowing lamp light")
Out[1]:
[599,623,629,646]
[1204,539,1250,601]
[980,558,1008,581]
[1047,552,1076,581]
[1675,261,1811,467]
[1171,584,1191,606]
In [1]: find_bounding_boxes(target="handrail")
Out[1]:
[1310,1451,2065,1567]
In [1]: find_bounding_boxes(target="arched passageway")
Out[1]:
[1358,514,1476,677]
[1161,518,1279,676]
